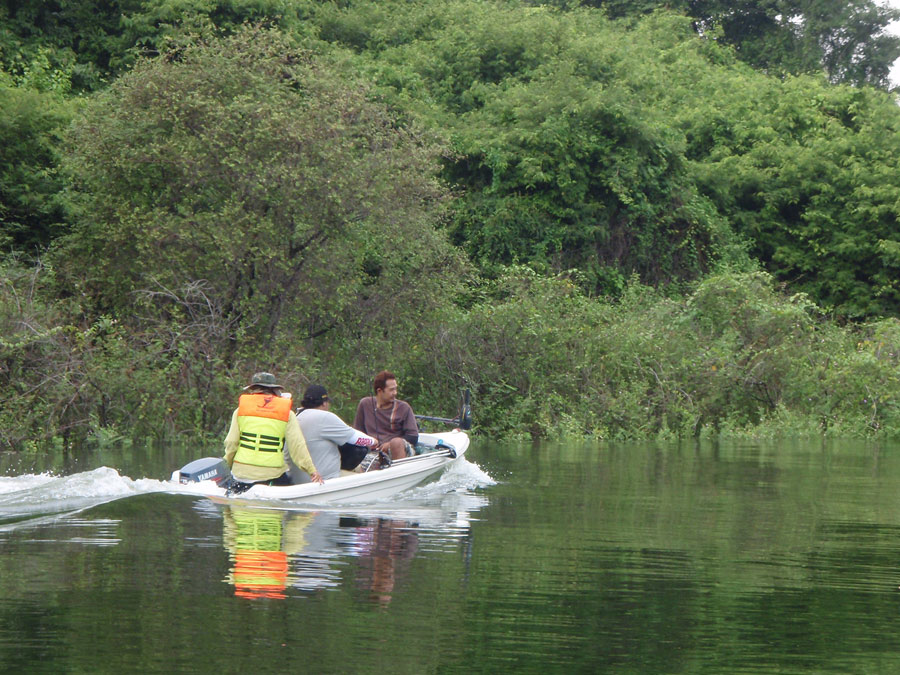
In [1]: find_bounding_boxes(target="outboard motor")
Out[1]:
[458,389,472,430]
[177,457,231,485]
[413,388,473,430]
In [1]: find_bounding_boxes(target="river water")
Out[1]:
[2,437,900,673]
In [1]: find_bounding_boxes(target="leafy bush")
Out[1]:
[405,268,900,440]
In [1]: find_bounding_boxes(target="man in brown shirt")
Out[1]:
[353,370,419,460]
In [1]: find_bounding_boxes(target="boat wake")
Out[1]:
[0,467,170,529]
[404,455,495,499]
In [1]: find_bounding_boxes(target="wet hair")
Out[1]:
[373,370,395,394]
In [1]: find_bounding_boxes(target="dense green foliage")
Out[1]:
[3,1,900,447]
[0,0,316,91]
[56,26,461,349]
[0,82,74,251]
[0,25,465,448]
[304,4,900,313]
[9,252,900,447]
[406,268,900,440]
[537,0,900,88]
[312,4,750,292]
[655,36,900,317]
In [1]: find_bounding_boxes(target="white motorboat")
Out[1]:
[171,429,470,507]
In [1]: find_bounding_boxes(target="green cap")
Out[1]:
[243,372,282,390]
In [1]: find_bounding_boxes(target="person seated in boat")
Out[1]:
[294,384,378,481]
[223,372,323,488]
[353,370,419,461]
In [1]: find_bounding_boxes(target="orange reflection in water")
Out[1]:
[233,549,289,600]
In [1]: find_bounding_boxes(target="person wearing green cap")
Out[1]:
[223,372,323,488]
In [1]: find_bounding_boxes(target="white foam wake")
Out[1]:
[0,467,170,525]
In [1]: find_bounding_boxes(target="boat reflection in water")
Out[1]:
[219,493,486,601]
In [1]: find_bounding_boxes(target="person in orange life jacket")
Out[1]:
[352,370,418,461]
[223,372,323,486]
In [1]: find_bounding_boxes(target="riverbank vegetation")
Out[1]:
[3,1,900,447]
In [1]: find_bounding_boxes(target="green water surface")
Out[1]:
[1,438,900,673]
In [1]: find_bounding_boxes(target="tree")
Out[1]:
[0,0,318,92]
[282,2,900,314]
[663,51,900,317]
[534,0,900,88]
[313,3,748,294]
[809,0,900,86]
[695,0,900,88]
[0,0,129,91]
[446,62,730,293]
[55,25,463,370]
[0,81,74,252]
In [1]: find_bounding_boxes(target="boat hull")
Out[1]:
[170,430,469,506]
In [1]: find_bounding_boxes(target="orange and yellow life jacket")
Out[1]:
[234,393,292,468]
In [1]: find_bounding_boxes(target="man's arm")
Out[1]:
[399,401,419,446]
[321,411,377,448]
[223,409,239,467]
[346,428,378,448]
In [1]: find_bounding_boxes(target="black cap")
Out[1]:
[301,384,329,408]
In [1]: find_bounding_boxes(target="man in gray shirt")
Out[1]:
[294,385,378,481]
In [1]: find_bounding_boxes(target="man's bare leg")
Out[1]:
[383,438,409,460]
